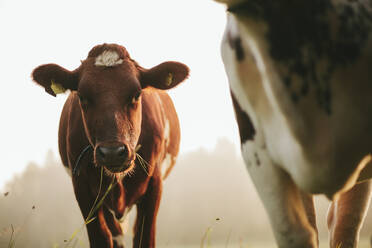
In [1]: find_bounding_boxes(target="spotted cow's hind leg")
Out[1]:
[242,142,318,248]
[327,180,372,248]
[232,93,317,248]
[300,192,319,246]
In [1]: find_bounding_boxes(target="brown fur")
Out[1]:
[327,181,372,248]
[32,43,189,248]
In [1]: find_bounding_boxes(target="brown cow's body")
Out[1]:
[32,43,189,248]
[59,90,178,247]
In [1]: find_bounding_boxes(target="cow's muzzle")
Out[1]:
[95,143,133,173]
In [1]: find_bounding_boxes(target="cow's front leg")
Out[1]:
[241,142,318,248]
[133,176,162,248]
[327,180,372,248]
[73,176,113,248]
[103,207,125,248]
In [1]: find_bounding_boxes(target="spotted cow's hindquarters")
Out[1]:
[220,2,372,248]
[231,82,319,247]
[225,19,315,247]
[222,5,372,198]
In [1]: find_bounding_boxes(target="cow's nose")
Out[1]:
[96,145,128,165]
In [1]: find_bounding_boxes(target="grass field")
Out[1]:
[157,239,371,248]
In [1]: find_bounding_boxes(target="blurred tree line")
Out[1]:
[0,139,371,247]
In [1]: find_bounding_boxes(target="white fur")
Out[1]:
[154,93,171,148]
[112,234,125,246]
[153,92,174,178]
[108,207,132,240]
[161,153,173,179]
[164,119,170,147]
[95,50,123,67]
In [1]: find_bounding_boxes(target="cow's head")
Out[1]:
[32,43,189,175]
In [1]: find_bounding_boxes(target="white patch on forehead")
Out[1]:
[95,50,123,67]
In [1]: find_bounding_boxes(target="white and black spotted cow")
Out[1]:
[215,1,372,247]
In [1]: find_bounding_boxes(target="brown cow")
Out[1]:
[32,43,189,248]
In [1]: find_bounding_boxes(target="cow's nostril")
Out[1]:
[116,146,126,157]
[96,145,128,165]
[97,146,106,158]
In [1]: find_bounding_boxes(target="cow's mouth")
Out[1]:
[102,158,136,174]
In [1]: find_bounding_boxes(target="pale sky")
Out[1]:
[0,0,240,188]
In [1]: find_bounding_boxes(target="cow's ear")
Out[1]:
[32,64,79,97]
[139,61,189,90]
